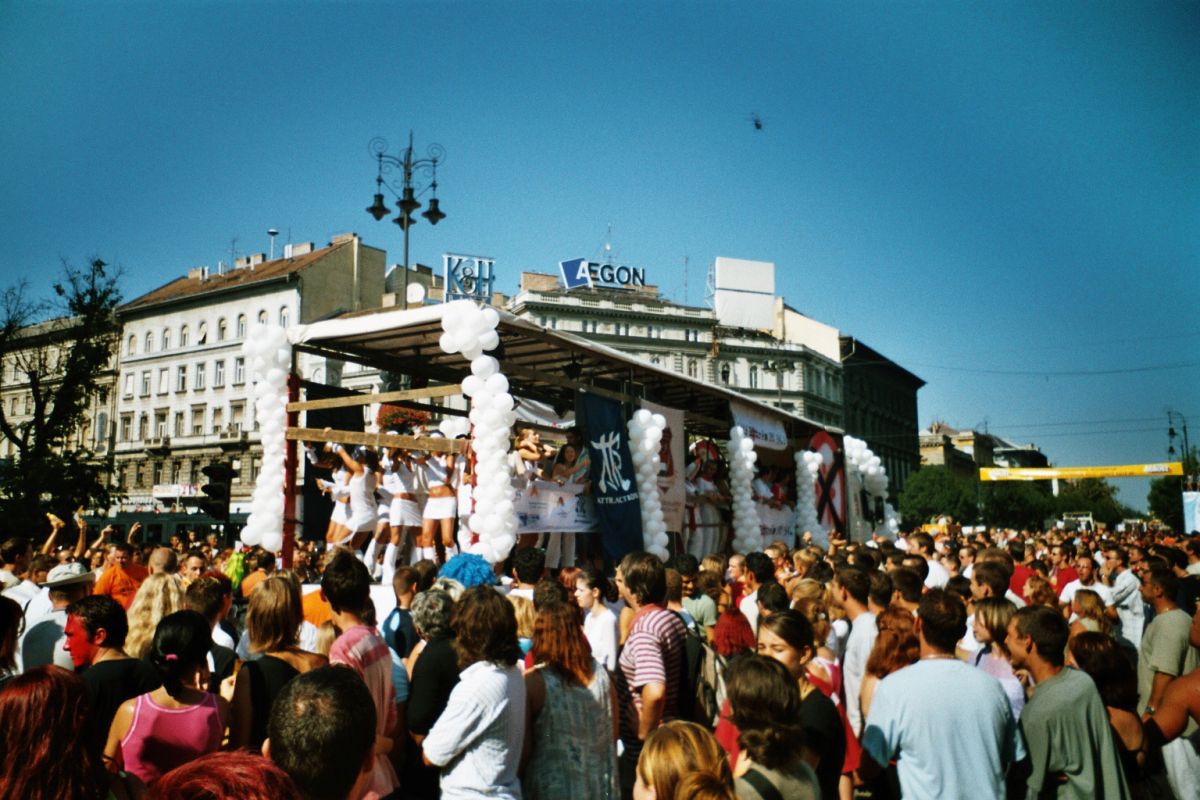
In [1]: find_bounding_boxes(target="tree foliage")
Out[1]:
[898,466,979,526]
[0,259,122,535]
[981,480,1054,530]
[1148,447,1197,532]
[1053,478,1137,529]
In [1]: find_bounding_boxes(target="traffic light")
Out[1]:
[197,462,235,521]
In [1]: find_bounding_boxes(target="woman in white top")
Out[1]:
[380,446,421,578]
[574,567,618,671]
[510,428,548,550]
[321,437,379,550]
[416,432,457,564]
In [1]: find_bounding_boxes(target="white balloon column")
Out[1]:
[727,426,763,554]
[440,301,518,564]
[793,450,830,548]
[628,409,670,561]
[843,435,900,539]
[240,324,291,553]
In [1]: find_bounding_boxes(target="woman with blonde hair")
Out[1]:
[634,720,732,800]
[970,596,1024,719]
[230,574,327,749]
[124,572,185,659]
[1069,588,1111,637]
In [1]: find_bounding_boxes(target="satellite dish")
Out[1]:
[407,282,427,304]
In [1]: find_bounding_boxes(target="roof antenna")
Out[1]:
[268,228,279,260]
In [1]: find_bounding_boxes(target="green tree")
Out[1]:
[0,259,122,535]
[1148,447,1197,532]
[898,466,979,527]
[982,480,1054,529]
[1054,478,1136,529]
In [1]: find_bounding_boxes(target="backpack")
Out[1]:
[674,612,726,727]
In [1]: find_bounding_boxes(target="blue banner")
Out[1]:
[581,392,643,563]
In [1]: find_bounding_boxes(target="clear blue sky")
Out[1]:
[2,2,1197,511]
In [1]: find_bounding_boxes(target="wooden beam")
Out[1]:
[504,363,631,405]
[286,427,467,454]
[287,384,460,412]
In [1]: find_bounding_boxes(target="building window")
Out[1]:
[720,364,731,384]
[212,407,223,435]
[95,412,108,447]
[217,318,228,342]
[619,323,630,336]
[173,411,184,437]
[120,414,132,442]
[279,307,289,327]
[176,366,187,393]
[251,456,262,482]
[686,360,698,378]
[749,366,759,389]
[154,411,167,438]
[171,460,181,484]
[236,314,246,338]
[137,413,148,440]
[650,355,661,366]
[230,401,244,432]
[191,407,205,436]
[144,332,153,353]
[157,368,169,395]
[123,373,134,398]
[179,325,189,347]
[151,460,163,486]
[195,363,206,390]
[257,310,267,324]
[23,395,31,414]
[213,360,225,388]
[127,335,136,356]
[140,371,151,397]
[233,357,245,386]
[197,323,208,345]
[161,329,171,350]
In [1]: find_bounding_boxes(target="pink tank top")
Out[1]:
[120,692,223,784]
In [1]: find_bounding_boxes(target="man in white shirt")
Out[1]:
[1058,553,1114,610]
[834,567,877,737]
[908,532,949,589]
[1103,545,1145,650]
[738,552,774,634]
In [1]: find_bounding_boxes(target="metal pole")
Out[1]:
[281,371,300,569]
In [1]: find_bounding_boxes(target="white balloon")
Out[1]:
[471,356,499,378]
[484,373,509,394]
[480,307,500,330]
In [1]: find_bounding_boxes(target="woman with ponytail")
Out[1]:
[724,655,820,800]
[104,610,228,784]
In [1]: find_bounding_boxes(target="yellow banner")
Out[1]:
[980,462,1183,481]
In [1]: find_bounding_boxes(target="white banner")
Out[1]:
[1185,491,1199,535]
[513,479,598,534]
[644,400,686,533]
[730,400,788,450]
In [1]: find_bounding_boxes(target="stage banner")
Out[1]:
[643,400,685,533]
[581,393,644,563]
[730,400,788,450]
[513,480,598,534]
[1185,491,1199,535]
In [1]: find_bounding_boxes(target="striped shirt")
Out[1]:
[331,624,399,797]
[616,605,687,752]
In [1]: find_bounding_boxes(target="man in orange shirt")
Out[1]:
[239,548,274,598]
[92,542,143,609]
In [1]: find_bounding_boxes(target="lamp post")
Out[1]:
[366,132,446,309]
[1168,409,1191,472]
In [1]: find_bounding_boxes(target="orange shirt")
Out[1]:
[93,566,142,610]
[240,569,268,599]
[302,587,332,628]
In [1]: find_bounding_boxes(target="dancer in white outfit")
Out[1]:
[381,447,422,581]
[416,433,457,564]
[321,438,379,551]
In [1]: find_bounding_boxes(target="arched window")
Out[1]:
[179,325,189,347]
[216,318,227,341]
[257,309,267,324]
[127,335,136,356]
[236,314,246,338]
[161,328,170,350]
[144,332,153,353]
[197,322,208,345]
[278,307,289,327]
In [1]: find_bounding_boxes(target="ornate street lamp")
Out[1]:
[366,132,446,308]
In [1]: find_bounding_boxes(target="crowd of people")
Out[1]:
[3,461,1200,799]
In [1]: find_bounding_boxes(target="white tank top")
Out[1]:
[384,457,420,494]
[347,469,378,530]
[424,455,450,488]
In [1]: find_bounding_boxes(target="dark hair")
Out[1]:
[916,588,966,654]
[945,575,972,604]
[671,553,700,578]
[184,575,229,623]
[744,552,774,584]
[451,585,522,668]
[577,565,618,603]
[757,609,815,655]
[149,751,302,800]
[533,578,567,612]
[149,610,212,698]
[664,569,684,605]
[848,549,877,573]
[1013,605,1068,667]
[900,555,930,584]
[909,532,934,556]
[512,547,546,585]
[268,666,376,800]
[1145,562,1180,601]
[0,666,106,800]
[836,567,871,606]
[1102,546,1128,567]
[0,536,30,564]
[0,596,20,672]
[971,561,1010,598]
[320,550,370,614]
[412,558,439,591]
[867,571,894,608]
[725,655,805,769]
[806,560,833,585]
[1007,540,1026,563]
[756,582,789,615]
[620,551,667,606]
[1067,632,1137,711]
[891,568,923,603]
[65,595,129,650]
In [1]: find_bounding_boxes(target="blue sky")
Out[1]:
[1,2,1197,511]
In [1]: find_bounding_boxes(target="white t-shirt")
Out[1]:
[843,611,878,737]
[583,606,619,671]
[1059,579,1114,608]
[924,559,950,589]
[739,590,760,634]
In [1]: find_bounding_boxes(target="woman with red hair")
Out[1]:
[523,602,620,799]
[0,665,141,800]
[147,751,302,800]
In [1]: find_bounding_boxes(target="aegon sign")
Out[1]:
[560,257,646,290]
